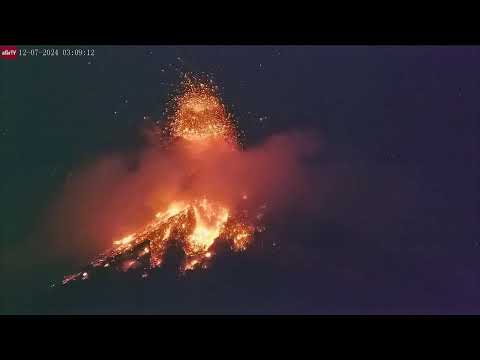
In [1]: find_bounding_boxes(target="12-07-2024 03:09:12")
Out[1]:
[18,48,96,56]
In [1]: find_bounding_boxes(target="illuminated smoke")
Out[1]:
[55,75,318,286]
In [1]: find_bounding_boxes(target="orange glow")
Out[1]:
[61,76,263,285]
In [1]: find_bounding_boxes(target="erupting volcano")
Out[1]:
[59,77,266,286]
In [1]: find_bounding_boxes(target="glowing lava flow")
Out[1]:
[59,77,262,286]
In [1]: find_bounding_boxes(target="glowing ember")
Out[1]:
[59,76,265,286]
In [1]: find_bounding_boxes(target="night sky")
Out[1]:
[1,46,478,314]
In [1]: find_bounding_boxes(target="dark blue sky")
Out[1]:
[1,46,478,314]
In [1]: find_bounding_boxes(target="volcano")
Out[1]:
[56,76,266,288]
